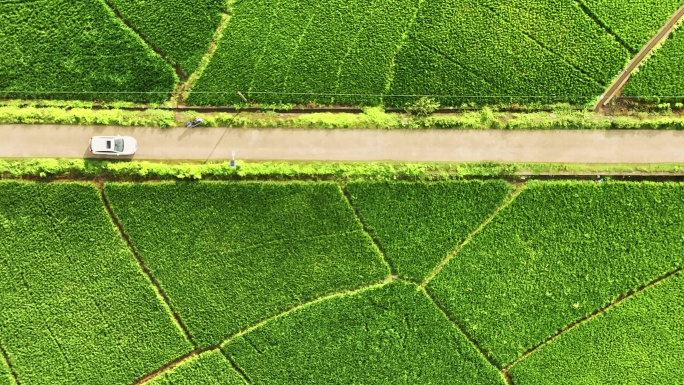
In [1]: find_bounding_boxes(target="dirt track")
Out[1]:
[594,3,684,110]
[3,124,684,163]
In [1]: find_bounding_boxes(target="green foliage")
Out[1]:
[429,181,684,366]
[0,181,192,385]
[405,97,440,117]
[346,181,512,281]
[107,0,225,74]
[0,107,175,127]
[104,182,389,346]
[510,271,684,384]
[187,0,420,106]
[0,0,176,103]
[0,359,13,385]
[582,0,683,52]
[623,27,684,102]
[148,350,246,385]
[386,0,612,107]
[223,281,506,385]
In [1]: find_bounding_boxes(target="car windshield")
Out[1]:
[114,138,124,152]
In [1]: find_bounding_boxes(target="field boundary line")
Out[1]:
[481,3,606,86]
[221,351,254,384]
[97,183,198,347]
[504,265,683,371]
[246,3,279,95]
[0,341,20,385]
[382,0,425,99]
[131,347,215,385]
[422,184,524,287]
[218,276,397,348]
[594,2,684,110]
[421,286,502,372]
[280,14,316,96]
[574,0,634,54]
[341,184,397,277]
[174,12,232,105]
[99,0,187,81]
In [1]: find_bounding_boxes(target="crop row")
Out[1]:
[388,0,607,107]
[0,182,191,385]
[429,181,684,366]
[582,0,684,53]
[623,26,684,102]
[224,280,505,384]
[106,0,225,74]
[104,181,390,346]
[510,270,683,384]
[148,350,245,385]
[346,180,512,281]
[0,0,175,103]
[0,358,11,385]
[187,0,417,106]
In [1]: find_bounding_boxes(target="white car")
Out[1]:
[89,135,137,156]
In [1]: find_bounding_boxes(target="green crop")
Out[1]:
[104,182,389,347]
[623,27,684,102]
[224,280,506,385]
[581,0,683,52]
[0,358,12,385]
[148,350,245,385]
[0,181,192,385]
[106,0,225,74]
[510,271,684,384]
[0,0,176,103]
[387,0,606,107]
[345,181,512,281]
[429,181,684,366]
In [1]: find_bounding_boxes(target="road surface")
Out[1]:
[2,124,684,163]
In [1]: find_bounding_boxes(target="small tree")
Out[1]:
[405,96,440,117]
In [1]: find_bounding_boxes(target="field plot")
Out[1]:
[0,356,13,385]
[387,0,608,107]
[0,182,191,385]
[0,0,176,102]
[187,0,418,106]
[104,182,389,347]
[106,0,226,74]
[510,271,684,384]
[223,280,505,385]
[429,181,684,366]
[345,180,511,281]
[148,350,245,385]
[581,0,684,52]
[622,27,684,102]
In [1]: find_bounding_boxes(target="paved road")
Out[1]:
[594,3,684,111]
[3,124,684,163]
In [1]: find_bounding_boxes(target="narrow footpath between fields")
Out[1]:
[594,3,684,110]
[3,124,684,163]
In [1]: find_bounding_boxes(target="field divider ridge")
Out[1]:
[131,347,216,385]
[341,184,397,277]
[481,3,605,86]
[0,340,20,385]
[218,276,397,348]
[382,0,426,99]
[422,183,525,287]
[503,265,683,372]
[421,285,503,374]
[593,2,684,110]
[98,0,187,81]
[97,183,198,348]
[174,12,232,105]
[574,0,634,54]
[221,350,254,384]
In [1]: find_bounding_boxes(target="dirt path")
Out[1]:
[594,4,684,111]
[3,124,684,163]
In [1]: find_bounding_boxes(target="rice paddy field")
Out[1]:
[2,0,684,106]
[0,179,681,384]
